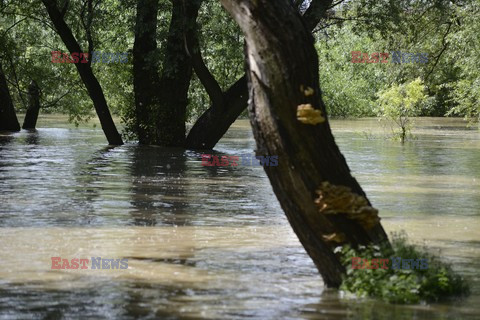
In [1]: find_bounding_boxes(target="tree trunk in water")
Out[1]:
[185,76,247,149]
[184,3,248,149]
[0,62,20,132]
[185,0,332,150]
[22,80,41,130]
[41,0,123,145]
[132,0,161,144]
[220,0,390,287]
[133,0,200,146]
[155,0,200,146]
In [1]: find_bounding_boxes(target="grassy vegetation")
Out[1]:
[339,232,470,303]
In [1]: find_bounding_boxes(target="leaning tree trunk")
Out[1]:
[0,62,20,132]
[185,76,247,149]
[42,0,123,145]
[22,80,41,130]
[220,0,390,287]
[184,0,248,150]
[185,0,333,150]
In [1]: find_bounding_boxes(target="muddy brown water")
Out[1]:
[0,116,479,319]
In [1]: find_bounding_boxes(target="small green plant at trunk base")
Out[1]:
[338,232,470,303]
[376,78,427,143]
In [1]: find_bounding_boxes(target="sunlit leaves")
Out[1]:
[376,78,427,141]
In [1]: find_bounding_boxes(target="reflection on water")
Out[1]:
[0,116,479,319]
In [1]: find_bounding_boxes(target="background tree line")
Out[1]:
[1,0,478,145]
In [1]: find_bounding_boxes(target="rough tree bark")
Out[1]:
[42,0,123,145]
[185,0,332,150]
[22,80,41,130]
[133,0,201,146]
[0,61,20,132]
[132,0,162,144]
[220,0,390,287]
[155,0,201,146]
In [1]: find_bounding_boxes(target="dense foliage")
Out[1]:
[1,0,478,132]
[314,0,478,122]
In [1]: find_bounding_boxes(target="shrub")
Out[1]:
[376,78,427,142]
[338,232,470,303]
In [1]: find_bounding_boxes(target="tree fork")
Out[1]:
[185,0,333,150]
[220,0,390,287]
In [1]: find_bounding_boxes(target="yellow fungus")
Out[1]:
[297,104,325,125]
[314,181,380,230]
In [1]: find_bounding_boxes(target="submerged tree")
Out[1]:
[41,0,123,145]
[220,0,390,287]
[376,78,427,143]
[131,0,202,146]
[22,80,41,130]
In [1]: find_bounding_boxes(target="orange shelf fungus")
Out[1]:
[296,104,325,125]
[314,181,380,230]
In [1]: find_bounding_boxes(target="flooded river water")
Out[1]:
[0,116,479,319]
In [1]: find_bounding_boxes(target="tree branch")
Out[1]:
[6,54,27,109]
[425,21,452,81]
[42,88,73,109]
[1,11,56,32]
[80,0,94,66]
[328,0,346,9]
[184,1,224,107]
[303,0,334,31]
[60,0,69,18]
[1,17,27,37]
